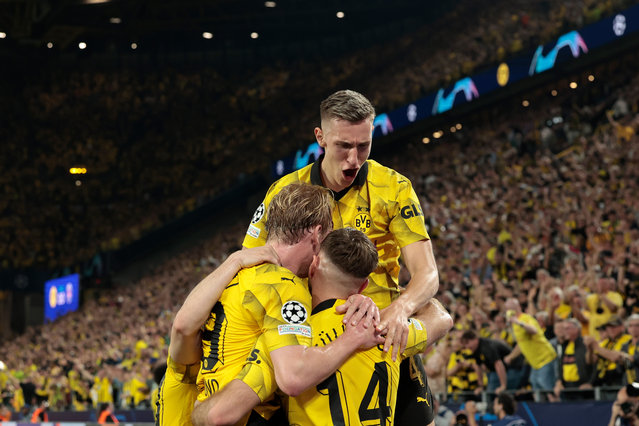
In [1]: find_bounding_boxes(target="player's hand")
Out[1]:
[235,245,281,268]
[336,294,380,328]
[378,301,410,362]
[344,318,385,349]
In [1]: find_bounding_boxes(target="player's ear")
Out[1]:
[357,278,369,294]
[309,255,320,278]
[315,127,326,148]
[311,225,323,253]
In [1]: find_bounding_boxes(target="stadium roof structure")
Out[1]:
[0,0,452,56]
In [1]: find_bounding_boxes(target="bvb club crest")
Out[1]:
[354,213,371,233]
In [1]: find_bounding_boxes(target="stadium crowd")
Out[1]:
[1,0,639,421]
[1,0,634,270]
[2,58,638,418]
[0,224,244,415]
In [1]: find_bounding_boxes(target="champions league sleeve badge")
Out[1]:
[278,300,311,337]
[252,203,265,223]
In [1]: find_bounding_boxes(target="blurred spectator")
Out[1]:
[433,394,455,426]
[608,383,639,426]
[0,404,11,421]
[587,316,631,392]
[504,298,557,399]
[491,392,527,426]
[447,330,482,399]
[460,329,510,393]
[30,400,49,422]
[587,277,624,338]
[620,315,639,385]
[554,318,594,400]
[97,402,119,424]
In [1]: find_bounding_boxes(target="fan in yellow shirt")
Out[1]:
[504,298,556,399]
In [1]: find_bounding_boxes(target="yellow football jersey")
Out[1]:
[240,299,429,426]
[511,313,556,370]
[243,158,430,310]
[156,356,199,426]
[197,263,313,402]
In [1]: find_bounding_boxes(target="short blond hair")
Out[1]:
[265,183,333,245]
[320,90,375,124]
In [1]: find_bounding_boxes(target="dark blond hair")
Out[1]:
[320,90,375,124]
[265,183,333,245]
[320,228,378,280]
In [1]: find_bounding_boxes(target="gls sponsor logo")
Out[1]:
[401,203,424,219]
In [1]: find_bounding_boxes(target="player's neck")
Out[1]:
[310,280,350,309]
[270,241,313,278]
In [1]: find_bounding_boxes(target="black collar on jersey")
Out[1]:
[310,154,369,201]
[311,298,338,315]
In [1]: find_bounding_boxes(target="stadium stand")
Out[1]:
[1,0,639,422]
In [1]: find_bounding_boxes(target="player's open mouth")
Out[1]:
[343,169,358,179]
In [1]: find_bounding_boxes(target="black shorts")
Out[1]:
[395,354,434,425]
[246,408,288,426]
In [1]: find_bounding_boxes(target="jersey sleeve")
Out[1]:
[236,336,278,402]
[242,167,308,248]
[242,183,278,248]
[402,318,429,359]
[242,281,313,353]
[388,177,430,249]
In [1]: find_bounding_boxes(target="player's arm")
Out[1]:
[412,298,453,348]
[191,380,259,426]
[379,239,439,359]
[170,246,280,364]
[270,320,384,397]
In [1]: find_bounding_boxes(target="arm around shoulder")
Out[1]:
[270,320,384,396]
[172,247,280,364]
[413,298,453,348]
